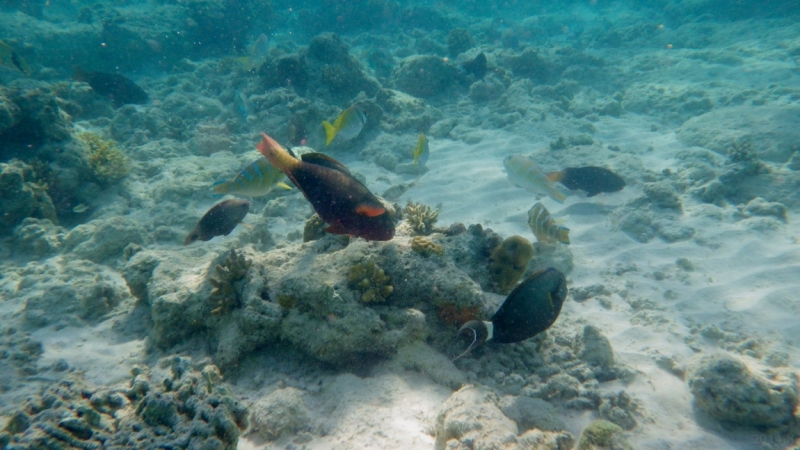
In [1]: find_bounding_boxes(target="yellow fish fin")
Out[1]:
[322,120,337,145]
[277,182,293,190]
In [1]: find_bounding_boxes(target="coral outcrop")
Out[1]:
[208,249,251,315]
[77,131,131,185]
[1,356,248,449]
[0,160,57,235]
[686,353,798,428]
[411,236,444,257]
[391,55,459,99]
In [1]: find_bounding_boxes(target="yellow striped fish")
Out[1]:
[412,133,429,166]
[322,105,367,145]
[503,155,567,203]
[213,156,292,197]
[527,202,570,244]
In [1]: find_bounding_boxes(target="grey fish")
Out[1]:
[184,199,250,245]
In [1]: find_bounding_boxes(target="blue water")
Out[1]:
[1,0,799,449]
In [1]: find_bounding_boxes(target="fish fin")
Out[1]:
[550,188,568,203]
[546,171,565,182]
[324,224,350,235]
[322,120,337,145]
[240,222,254,230]
[277,182,293,190]
[301,152,352,175]
[355,204,386,217]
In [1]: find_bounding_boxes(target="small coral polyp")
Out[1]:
[347,259,393,303]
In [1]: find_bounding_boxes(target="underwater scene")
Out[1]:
[1,0,800,448]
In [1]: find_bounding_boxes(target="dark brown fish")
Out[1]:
[73,67,149,107]
[184,199,250,245]
[257,132,395,241]
[461,52,487,79]
[454,268,567,360]
[547,166,625,197]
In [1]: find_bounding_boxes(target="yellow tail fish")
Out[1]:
[213,156,292,197]
[412,133,429,166]
[322,105,367,145]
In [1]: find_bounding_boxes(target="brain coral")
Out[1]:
[488,235,534,294]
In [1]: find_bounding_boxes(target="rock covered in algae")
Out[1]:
[686,353,798,428]
[576,419,631,450]
[249,387,311,441]
[434,385,574,450]
[0,160,57,235]
[488,235,534,294]
[1,356,248,449]
[77,131,131,185]
[411,235,444,256]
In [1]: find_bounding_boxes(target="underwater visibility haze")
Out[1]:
[1,0,800,448]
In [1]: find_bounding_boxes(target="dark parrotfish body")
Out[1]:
[256,132,395,241]
[548,166,625,197]
[454,268,567,360]
[73,67,149,107]
[184,199,250,245]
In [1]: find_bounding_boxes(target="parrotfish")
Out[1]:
[0,40,31,75]
[503,155,567,203]
[257,132,395,241]
[322,105,367,146]
[73,67,148,107]
[453,268,567,361]
[212,156,292,197]
[236,33,270,71]
[547,166,625,197]
[527,202,570,244]
[412,133,429,167]
[185,199,250,245]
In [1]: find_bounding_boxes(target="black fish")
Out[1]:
[454,268,567,360]
[185,199,250,245]
[73,67,149,107]
[461,52,487,79]
[257,132,395,241]
[547,166,625,197]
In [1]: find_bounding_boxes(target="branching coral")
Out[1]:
[347,259,393,303]
[404,200,439,235]
[77,131,131,185]
[209,249,251,315]
[411,236,444,257]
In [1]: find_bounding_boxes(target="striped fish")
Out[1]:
[213,156,292,197]
[503,155,567,203]
[527,202,570,244]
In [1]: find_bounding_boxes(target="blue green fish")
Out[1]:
[213,156,292,197]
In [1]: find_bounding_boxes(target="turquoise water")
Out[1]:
[1,1,799,449]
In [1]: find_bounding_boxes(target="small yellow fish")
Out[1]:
[213,156,292,197]
[527,202,570,244]
[412,133,429,166]
[0,40,31,75]
[322,105,367,145]
[503,155,567,203]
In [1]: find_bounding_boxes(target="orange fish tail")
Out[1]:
[257,132,300,173]
[546,171,565,182]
